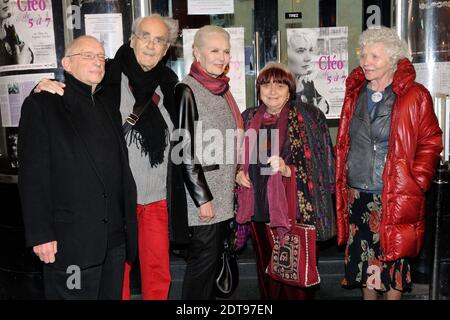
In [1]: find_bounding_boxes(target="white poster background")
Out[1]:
[0,72,54,127]
[287,27,348,119]
[187,0,234,15]
[84,13,124,59]
[182,27,246,112]
[414,62,450,95]
[0,0,57,72]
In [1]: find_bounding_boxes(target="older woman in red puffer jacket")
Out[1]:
[335,26,442,300]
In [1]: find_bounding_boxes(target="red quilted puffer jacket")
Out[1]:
[335,58,443,261]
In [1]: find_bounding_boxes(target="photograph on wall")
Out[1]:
[0,72,54,127]
[287,26,348,119]
[187,0,234,15]
[0,0,57,72]
[84,13,124,60]
[182,27,246,112]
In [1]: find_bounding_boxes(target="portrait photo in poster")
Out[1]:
[0,0,57,72]
[287,27,348,119]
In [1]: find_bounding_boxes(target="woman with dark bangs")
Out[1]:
[235,62,335,299]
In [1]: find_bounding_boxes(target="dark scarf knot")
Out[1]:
[112,43,177,167]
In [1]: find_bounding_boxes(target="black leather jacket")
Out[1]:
[346,85,394,192]
[174,83,214,208]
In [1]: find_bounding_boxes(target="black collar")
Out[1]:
[63,71,103,98]
[62,72,103,113]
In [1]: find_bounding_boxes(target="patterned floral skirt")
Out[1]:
[341,189,412,292]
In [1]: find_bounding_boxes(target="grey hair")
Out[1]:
[65,35,102,56]
[288,29,318,49]
[131,14,179,45]
[359,26,411,67]
[192,25,230,50]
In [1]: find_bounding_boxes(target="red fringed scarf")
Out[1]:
[189,61,243,130]
[236,103,292,239]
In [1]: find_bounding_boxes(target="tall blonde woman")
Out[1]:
[174,25,243,300]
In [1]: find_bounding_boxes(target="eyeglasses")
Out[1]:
[133,33,168,47]
[66,52,108,62]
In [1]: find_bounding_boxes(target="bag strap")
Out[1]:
[284,164,300,224]
[122,98,154,136]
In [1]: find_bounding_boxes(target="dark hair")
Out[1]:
[256,62,296,101]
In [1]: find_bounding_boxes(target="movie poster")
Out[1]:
[0,72,54,127]
[287,27,348,119]
[0,0,57,72]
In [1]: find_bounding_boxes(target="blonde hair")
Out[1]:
[192,25,230,50]
[359,26,411,67]
[288,29,318,50]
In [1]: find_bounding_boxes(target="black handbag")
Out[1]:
[215,219,239,298]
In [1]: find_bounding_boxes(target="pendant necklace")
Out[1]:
[371,91,383,103]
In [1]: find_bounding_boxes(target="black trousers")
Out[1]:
[181,220,228,300]
[42,243,125,300]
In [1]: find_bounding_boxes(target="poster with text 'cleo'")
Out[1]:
[0,0,57,72]
[287,27,348,119]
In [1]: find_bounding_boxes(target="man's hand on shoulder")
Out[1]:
[34,79,65,96]
[33,241,57,264]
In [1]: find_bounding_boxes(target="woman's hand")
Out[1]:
[34,78,65,96]
[198,201,215,223]
[3,18,14,29]
[236,170,252,188]
[267,155,291,177]
[313,96,329,114]
[15,43,32,64]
